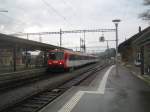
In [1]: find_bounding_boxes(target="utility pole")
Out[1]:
[106,40,109,59]
[106,40,109,50]
[76,47,77,51]
[80,38,84,52]
[60,28,62,49]
[80,38,81,52]
[83,31,86,53]
[27,33,29,40]
[39,34,42,42]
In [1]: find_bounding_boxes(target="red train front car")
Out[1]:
[47,49,98,71]
[47,50,67,71]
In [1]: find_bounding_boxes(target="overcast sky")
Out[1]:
[0,0,149,53]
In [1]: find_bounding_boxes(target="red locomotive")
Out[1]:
[47,49,98,71]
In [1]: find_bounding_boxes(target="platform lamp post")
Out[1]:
[112,19,121,76]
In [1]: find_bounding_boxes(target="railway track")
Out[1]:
[1,63,108,112]
[0,64,96,92]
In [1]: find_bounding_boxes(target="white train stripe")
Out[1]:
[66,59,98,67]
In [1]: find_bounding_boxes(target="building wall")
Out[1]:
[0,49,13,66]
[144,44,150,75]
[119,27,150,75]
[121,45,134,64]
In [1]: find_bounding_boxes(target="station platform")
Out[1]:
[39,65,150,112]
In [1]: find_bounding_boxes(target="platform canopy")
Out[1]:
[0,33,70,51]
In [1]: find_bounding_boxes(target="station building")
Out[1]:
[119,26,150,75]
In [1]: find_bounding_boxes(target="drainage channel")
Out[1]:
[2,64,107,112]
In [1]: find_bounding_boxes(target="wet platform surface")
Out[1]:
[40,65,150,112]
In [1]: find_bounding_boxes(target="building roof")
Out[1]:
[132,28,150,46]
[118,26,150,52]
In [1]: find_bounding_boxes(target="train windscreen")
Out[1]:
[49,52,64,60]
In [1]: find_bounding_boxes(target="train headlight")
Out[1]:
[48,62,52,64]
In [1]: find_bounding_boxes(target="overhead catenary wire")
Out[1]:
[0,4,45,33]
[41,0,72,26]
[7,2,60,29]
[0,13,27,26]
[11,6,44,27]
[12,28,115,36]
[61,0,77,15]
[64,46,107,48]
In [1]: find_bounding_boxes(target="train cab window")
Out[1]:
[49,52,64,60]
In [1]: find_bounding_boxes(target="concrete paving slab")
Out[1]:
[39,65,150,112]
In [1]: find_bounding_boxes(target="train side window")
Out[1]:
[84,56,85,60]
[76,55,79,60]
[80,56,82,60]
[69,55,76,60]
[80,56,83,60]
[77,55,80,60]
[74,55,77,60]
[83,56,85,60]
[69,55,73,60]
[82,56,83,60]
[74,55,76,60]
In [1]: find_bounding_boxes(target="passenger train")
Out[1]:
[47,49,98,71]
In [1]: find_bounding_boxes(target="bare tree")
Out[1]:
[143,0,150,5]
[140,0,150,21]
